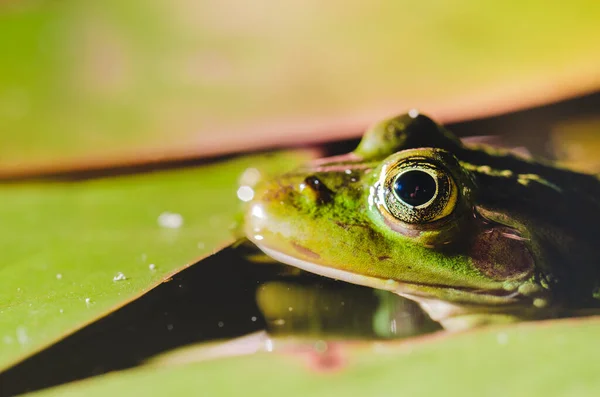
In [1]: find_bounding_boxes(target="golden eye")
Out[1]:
[378,157,458,224]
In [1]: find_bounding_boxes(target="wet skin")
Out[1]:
[243,112,600,330]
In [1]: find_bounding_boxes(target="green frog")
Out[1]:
[242,112,600,330]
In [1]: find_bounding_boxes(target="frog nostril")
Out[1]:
[304,176,322,190]
[300,176,333,203]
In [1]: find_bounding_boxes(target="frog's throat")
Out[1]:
[258,245,415,291]
[256,245,529,328]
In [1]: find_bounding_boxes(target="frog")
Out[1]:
[242,111,600,330]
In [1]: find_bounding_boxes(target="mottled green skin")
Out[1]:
[244,113,600,329]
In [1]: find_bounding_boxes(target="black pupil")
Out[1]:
[393,170,436,207]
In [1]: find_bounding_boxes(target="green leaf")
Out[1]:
[0,151,308,371]
[1,0,600,171]
[28,317,600,396]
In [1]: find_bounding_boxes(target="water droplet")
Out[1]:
[113,272,127,282]
[265,338,274,352]
[344,169,352,175]
[237,186,255,202]
[251,205,265,220]
[314,340,327,353]
[59,309,64,314]
[408,109,420,118]
[157,212,184,229]
[251,316,257,322]
[56,273,62,280]
[167,324,174,331]
[254,235,264,241]
[16,326,28,345]
[217,321,224,328]
[497,332,508,345]
[239,168,261,186]
[149,264,156,271]
[85,298,92,306]
[288,307,293,312]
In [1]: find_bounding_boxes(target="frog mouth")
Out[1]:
[255,244,532,321]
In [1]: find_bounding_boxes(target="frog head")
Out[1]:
[243,112,600,329]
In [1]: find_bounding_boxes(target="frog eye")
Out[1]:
[377,157,458,224]
[392,170,437,207]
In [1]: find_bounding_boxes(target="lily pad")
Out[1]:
[28,317,600,396]
[0,151,308,371]
[1,0,600,172]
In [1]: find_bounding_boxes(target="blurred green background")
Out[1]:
[1,0,599,171]
[2,1,600,395]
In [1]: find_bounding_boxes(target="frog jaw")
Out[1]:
[255,244,541,330]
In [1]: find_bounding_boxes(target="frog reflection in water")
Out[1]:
[243,112,600,330]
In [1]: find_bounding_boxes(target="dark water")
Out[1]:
[1,92,600,396]
[0,246,436,396]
